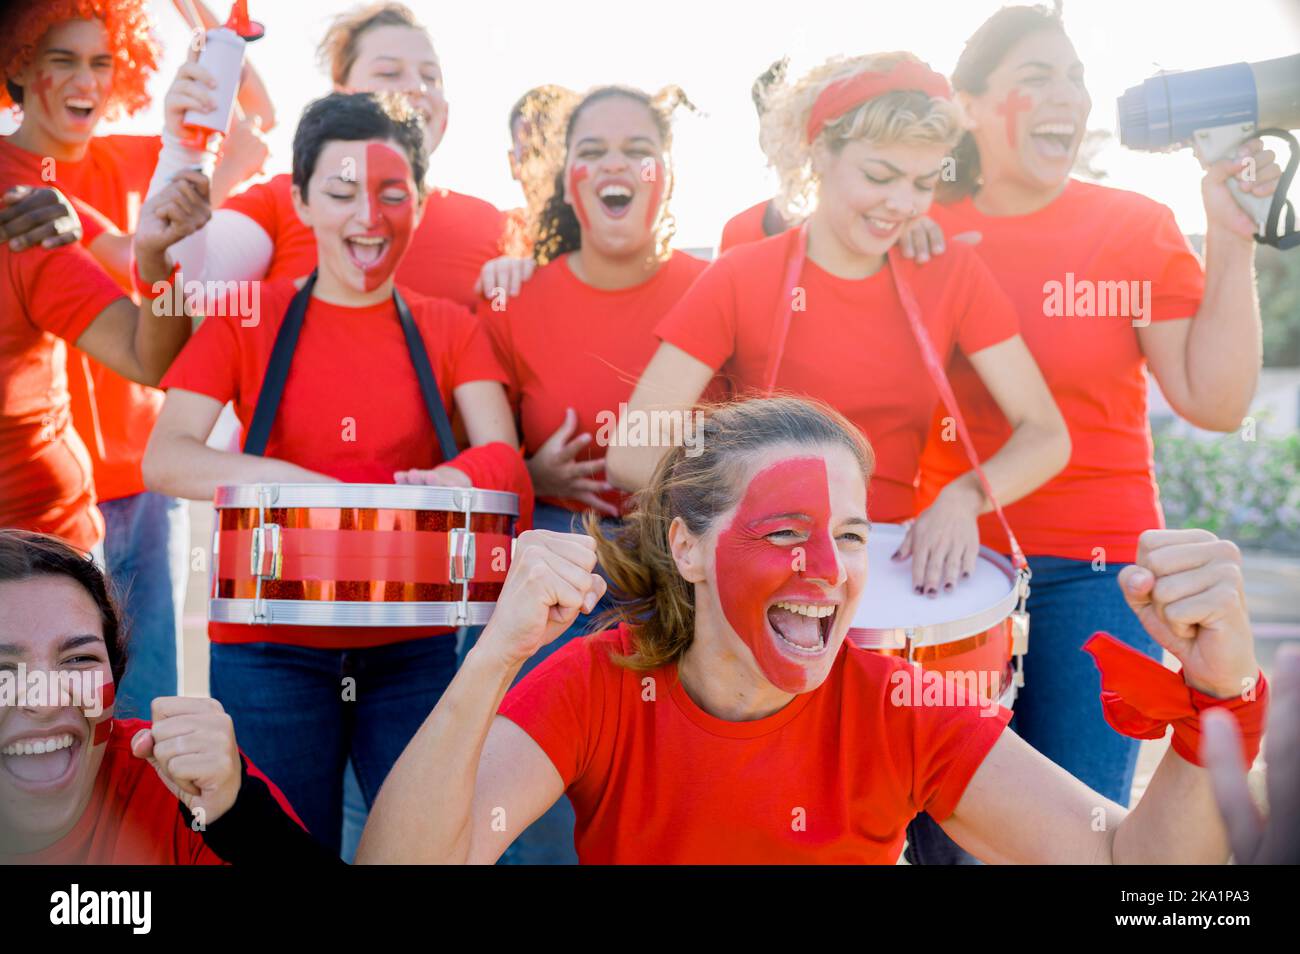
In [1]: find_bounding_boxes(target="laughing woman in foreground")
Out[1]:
[358,397,1268,864]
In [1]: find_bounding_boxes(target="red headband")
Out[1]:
[805,60,953,143]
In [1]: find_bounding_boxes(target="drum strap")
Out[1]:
[763,226,1029,573]
[243,272,459,462]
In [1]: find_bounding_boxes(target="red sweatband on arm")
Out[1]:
[132,256,181,299]
[1082,632,1268,767]
[446,442,535,532]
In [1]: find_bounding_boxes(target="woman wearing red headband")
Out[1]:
[0,530,336,865]
[893,4,1279,863]
[158,1,507,310]
[608,52,1069,601]
[358,397,1268,864]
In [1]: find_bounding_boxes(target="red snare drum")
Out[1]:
[209,483,519,627]
[847,523,1029,707]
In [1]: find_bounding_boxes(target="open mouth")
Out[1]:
[597,183,634,219]
[344,234,389,269]
[862,215,902,240]
[64,97,96,121]
[765,600,837,656]
[0,734,81,792]
[1029,122,1077,159]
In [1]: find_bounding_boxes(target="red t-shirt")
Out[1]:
[221,174,507,307]
[719,198,782,253]
[0,243,124,549]
[916,180,1206,562]
[160,278,509,649]
[499,625,1011,864]
[481,250,709,514]
[5,718,297,865]
[0,134,164,503]
[654,231,1020,522]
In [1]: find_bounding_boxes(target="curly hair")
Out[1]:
[0,0,160,120]
[760,51,965,221]
[530,84,696,266]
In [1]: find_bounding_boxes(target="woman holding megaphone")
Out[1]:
[899,2,1282,862]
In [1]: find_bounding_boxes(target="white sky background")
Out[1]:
[5,0,1300,247]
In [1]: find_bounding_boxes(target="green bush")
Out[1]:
[1154,424,1300,552]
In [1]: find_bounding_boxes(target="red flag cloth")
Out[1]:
[1081,631,1268,767]
[446,441,535,532]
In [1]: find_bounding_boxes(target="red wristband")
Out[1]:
[132,257,180,299]
[1082,632,1268,767]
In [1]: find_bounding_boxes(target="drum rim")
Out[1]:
[212,482,520,516]
[209,597,500,626]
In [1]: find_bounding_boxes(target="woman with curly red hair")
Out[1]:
[0,0,272,724]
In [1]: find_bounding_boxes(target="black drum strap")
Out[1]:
[243,272,459,461]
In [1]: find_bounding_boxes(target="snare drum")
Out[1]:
[847,523,1029,708]
[209,483,519,628]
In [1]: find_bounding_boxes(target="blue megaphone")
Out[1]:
[1118,54,1300,249]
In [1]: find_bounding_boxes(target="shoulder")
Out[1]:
[426,187,505,226]
[91,134,161,162]
[664,248,711,283]
[1068,178,1173,218]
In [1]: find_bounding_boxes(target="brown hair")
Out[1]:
[317,1,424,87]
[942,2,1066,202]
[583,396,874,671]
[531,84,695,266]
[0,530,127,684]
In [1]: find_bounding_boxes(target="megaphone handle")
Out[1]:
[1193,123,1271,234]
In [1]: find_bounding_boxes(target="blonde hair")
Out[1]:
[760,51,966,219]
[584,396,874,671]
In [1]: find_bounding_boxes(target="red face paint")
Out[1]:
[88,679,114,746]
[30,70,55,115]
[568,162,591,230]
[996,88,1034,148]
[356,142,417,292]
[643,156,664,230]
[714,457,842,694]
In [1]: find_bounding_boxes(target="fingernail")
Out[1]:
[944,583,953,592]
[891,551,901,561]
[962,571,970,579]
[914,586,923,594]
[926,587,937,598]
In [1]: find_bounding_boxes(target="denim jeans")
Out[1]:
[209,633,458,856]
[100,492,188,720]
[904,554,1162,864]
[458,502,620,864]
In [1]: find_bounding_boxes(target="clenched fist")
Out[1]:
[131,696,241,826]
[1119,528,1259,699]
[476,529,608,668]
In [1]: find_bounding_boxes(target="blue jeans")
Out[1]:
[458,502,619,864]
[101,492,188,720]
[905,555,1162,864]
[209,634,458,856]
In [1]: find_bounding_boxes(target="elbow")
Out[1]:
[140,434,174,496]
[1178,400,1251,434]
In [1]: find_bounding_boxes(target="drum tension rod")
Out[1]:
[250,484,283,624]
[448,489,477,627]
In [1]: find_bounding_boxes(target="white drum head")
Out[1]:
[850,523,1015,631]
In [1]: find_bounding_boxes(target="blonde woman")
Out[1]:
[358,397,1268,864]
[607,52,1069,602]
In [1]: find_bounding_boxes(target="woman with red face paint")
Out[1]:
[358,396,1268,864]
[608,52,1071,600]
[140,92,526,857]
[883,3,1282,865]
[159,1,507,310]
[456,84,708,864]
[0,530,338,865]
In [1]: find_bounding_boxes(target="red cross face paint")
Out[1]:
[713,456,862,694]
[314,140,418,294]
[568,162,592,230]
[995,88,1034,148]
